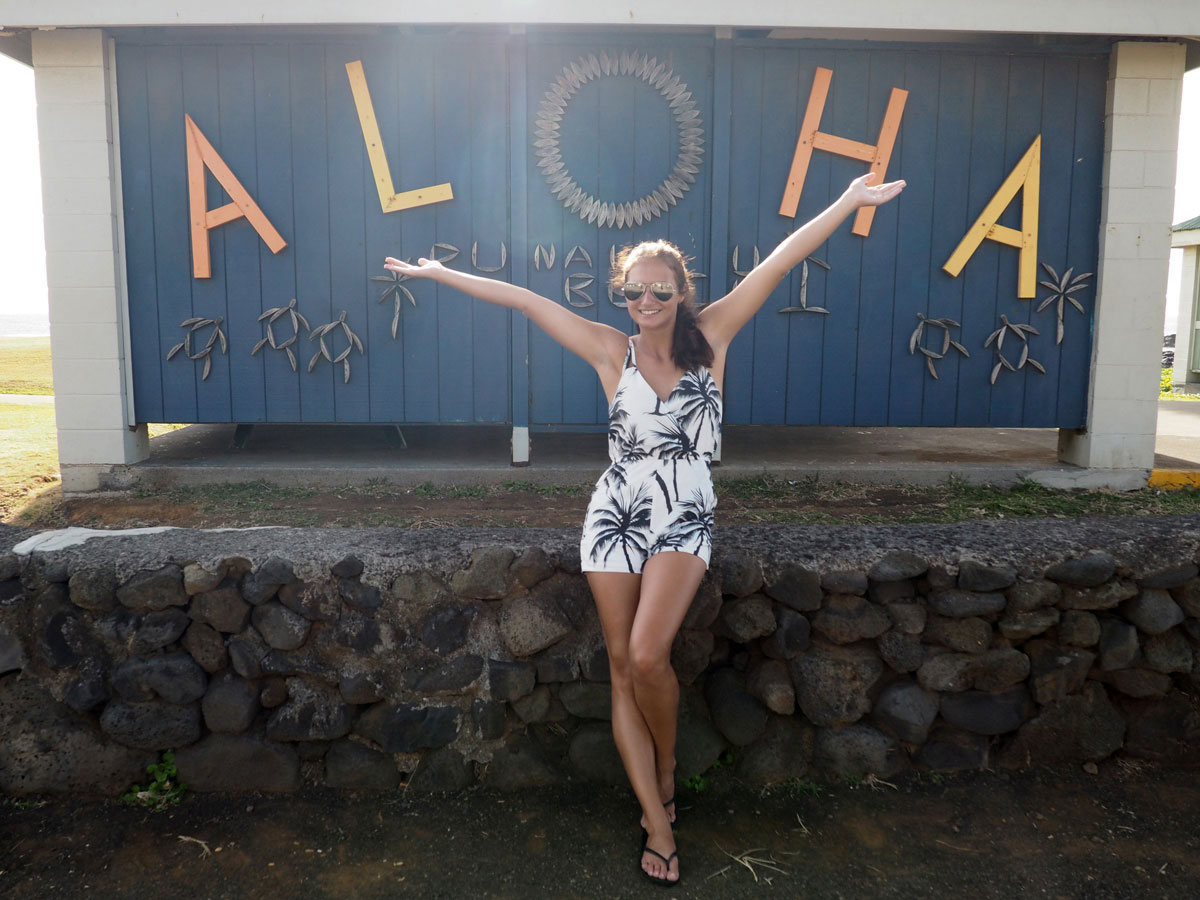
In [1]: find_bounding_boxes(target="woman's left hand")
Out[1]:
[844,171,906,208]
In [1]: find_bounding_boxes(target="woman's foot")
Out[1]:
[640,828,680,885]
[640,761,677,828]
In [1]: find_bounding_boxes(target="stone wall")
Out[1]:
[3,518,1200,796]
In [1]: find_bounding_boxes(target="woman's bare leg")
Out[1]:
[589,569,680,883]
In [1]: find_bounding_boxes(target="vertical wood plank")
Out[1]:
[508,32,531,434]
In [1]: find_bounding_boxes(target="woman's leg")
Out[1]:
[629,552,707,826]
[589,570,680,883]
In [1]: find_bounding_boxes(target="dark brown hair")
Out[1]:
[611,240,714,371]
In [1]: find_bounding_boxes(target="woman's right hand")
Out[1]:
[383,256,445,279]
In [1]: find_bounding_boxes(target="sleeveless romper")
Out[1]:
[580,338,722,574]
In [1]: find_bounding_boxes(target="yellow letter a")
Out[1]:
[943,135,1041,298]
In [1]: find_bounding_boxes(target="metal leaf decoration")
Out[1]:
[908,313,969,379]
[252,298,310,371]
[471,241,507,273]
[984,315,1044,384]
[1033,262,1092,344]
[371,266,417,340]
[778,256,831,314]
[308,310,365,383]
[167,316,227,381]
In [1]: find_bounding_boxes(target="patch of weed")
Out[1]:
[122,751,186,811]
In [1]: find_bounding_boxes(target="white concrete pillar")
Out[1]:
[32,28,147,492]
[1058,40,1187,476]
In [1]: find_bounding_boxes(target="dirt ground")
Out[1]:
[3,762,1199,899]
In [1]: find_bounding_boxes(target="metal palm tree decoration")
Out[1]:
[984,315,1044,384]
[371,264,416,339]
[1035,262,1092,344]
[167,316,227,381]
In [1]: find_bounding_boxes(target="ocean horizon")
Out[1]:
[0,312,50,337]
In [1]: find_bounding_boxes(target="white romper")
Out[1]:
[580,338,722,574]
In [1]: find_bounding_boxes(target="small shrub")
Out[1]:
[122,751,186,811]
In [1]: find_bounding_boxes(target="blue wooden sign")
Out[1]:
[115,31,1105,431]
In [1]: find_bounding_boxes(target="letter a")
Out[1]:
[185,114,287,279]
[943,135,1041,298]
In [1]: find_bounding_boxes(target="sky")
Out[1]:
[0,52,1197,329]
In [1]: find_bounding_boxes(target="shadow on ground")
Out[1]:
[3,763,1198,899]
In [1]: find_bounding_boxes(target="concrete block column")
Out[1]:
[1058,40,1186,476]
[32,29,147,492]
[1172,243,1199,386]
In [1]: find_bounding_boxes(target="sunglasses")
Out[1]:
[620,281,678,303]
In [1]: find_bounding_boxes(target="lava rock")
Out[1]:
[356,702,461,753]
[671,629,715,684]
[251,602,312,651]
[737,715,814,783]
[970,648,1031,692]
[999,608,1060,641]
[182,562,224,596]
[675,688,727,778]
[485,736,561,790]
[719,593,777,642]
[500,594,572,657]
[1143,629,1194,674]
[1117,693,1200,762]
[706,668,768,746]
[100,700,202,750]
[813,724,901,777]
[765,564,822,612]
[339,578,382,612]
[533,645,579,683]
[1002,683,1125,766]
[761,608,810,660]
[176,733,300,792]
[112,654,207,704]
[409,747,475,792]
[559,681,612,719]
[260,677,288,708]
[277,580,341,622]
[413,654,483,693]
[181,622,228,673]
[1026,640,1095,705]
[40,608,97,668]
[886,603,926,635]
[116,565,187,611]
[1005,580,1061,612]
[451,546,514,599]
[334,610,383,654]
[339,670,387,705]
[1059,580,1138,611]
[681,578,722,630]
[1138,563,1198,590]
[940,687,1032,735]
[0,626,26,675]
[266,677,353,741]
[917,652,977,692]
[925,615,991,654]
[511,547,555,588]
[1045,552,1116,587]
[790,641,885,728]
[202,673,260,733]
[511,684,552,723]
[68,567,117,612]
[811,595,889,644]
[228,628,269,679]
[63,658,109,713]
[189,585,251,634]
[132,609,191,653]
[868,551,928,582]
[1172,580,1200,617]
[568,722,625,784]
[1098,618,1140,671]
[872,682,939,744]
[876,631,924,674]
[1120,590,1185,635]
[957,560,1017,592]
[325,738,399,790]
[1097,668,1173,698]
[488,659,537,702]
[719,550,764,598]
[746,658,795,716]
[821,570,869,596]
[868,580,916,604]
[0,680,154,796]
[928,590,1006,618]
[330,555,365,579]
[420,604,478,655]
[1058,610,1101,647]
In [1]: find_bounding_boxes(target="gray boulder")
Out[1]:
[957,560,1016,592]
[356,702,460,753]
[1002,683,1125,766]
[813,724,901,777]
[266,677,353,741]
[737,715,814,783]
[116,565,187,611]
[189,585,251,634]
[251,602,312,651]
[409,747,475,792]
[765,564,822,611]
[811,595,889,644]
[790,641,885,728]
[568,721,626,784]
[940,687,1032,735]
[706,668,768,746]
[451,546,514,599]
[176,733,299,792]
[1120,590,1185,635]
[868,550,928,582]
[872,682,940,744]
[1045,552,1116,587]
[100,700,202,750]
[201,673,260,733]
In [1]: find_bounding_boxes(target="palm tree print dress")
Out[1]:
[581,338,722,573]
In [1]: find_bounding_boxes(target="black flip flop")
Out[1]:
[640,834,681,887]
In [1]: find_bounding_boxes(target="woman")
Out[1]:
[385,171,904,885]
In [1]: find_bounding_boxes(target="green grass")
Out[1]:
[0,337,53,395]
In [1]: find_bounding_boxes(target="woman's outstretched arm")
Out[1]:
[383,257,628,378]
[696,172,905,351]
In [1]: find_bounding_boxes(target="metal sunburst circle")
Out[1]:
[534,51,704,229]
